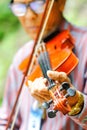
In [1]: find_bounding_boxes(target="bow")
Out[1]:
[6,0,55,129]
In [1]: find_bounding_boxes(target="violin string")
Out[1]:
[38,52,48,78]
[38,44,49,73]
[41,43,55,85]
[38,43,54,85]
[38,51,55,85]
[41,48,51,73]
[42,42,52,71]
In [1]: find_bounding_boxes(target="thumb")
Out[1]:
[26,80,33,92]
[25,76,32,87]
[47,70,71,83]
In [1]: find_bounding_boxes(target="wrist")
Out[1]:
[68,91,84,116]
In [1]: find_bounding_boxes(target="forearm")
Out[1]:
[69,94,87,129]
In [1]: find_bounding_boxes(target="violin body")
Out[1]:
[19,30,79,117]
[21,30,79,81]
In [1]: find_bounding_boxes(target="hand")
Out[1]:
[47,70,84,115]
[47,70,71,84]
[26,77,51,103]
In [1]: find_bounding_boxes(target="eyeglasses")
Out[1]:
[9,0,45,17]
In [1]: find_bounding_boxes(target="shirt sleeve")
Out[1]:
[0,64,22,129]
[0,41,34,129]
[69,70,87,130]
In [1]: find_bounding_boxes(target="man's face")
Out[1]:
[13,0,64,39]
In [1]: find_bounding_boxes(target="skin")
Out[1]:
[14,0,78,106]
[14,0,66,39]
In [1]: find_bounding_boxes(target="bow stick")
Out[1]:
[6,0,55,129]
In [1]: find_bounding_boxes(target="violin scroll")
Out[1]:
[42,82,77,118]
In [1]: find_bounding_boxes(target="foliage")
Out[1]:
[0,28,29,102]
[0,1,29,105]
[0,1,20,41]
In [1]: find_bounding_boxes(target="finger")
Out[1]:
[27,80,32,86]
[33,94,45,103]
[25,76,32,87]
[38,86,50,94]
[25,80,33,93]
[43,78,49,86]
[33,93,50,103]
[31,86,50,98]
[47,70,71,83]
[38,77,49,87]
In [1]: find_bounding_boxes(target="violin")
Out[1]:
[21,29,79,118]
[20,30,78,81]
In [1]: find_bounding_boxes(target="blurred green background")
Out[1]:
[0,0,29,105]
[0,0,87,106]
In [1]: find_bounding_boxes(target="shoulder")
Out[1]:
[12,40,34,70]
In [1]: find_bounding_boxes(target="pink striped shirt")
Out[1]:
[0,20,87,130]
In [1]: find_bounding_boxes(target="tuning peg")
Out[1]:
[65,88,76,98]
[59,82,70,91]
[42,99,53,109]
[48,110,58,118]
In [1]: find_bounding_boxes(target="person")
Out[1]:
[0,0,87,130]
